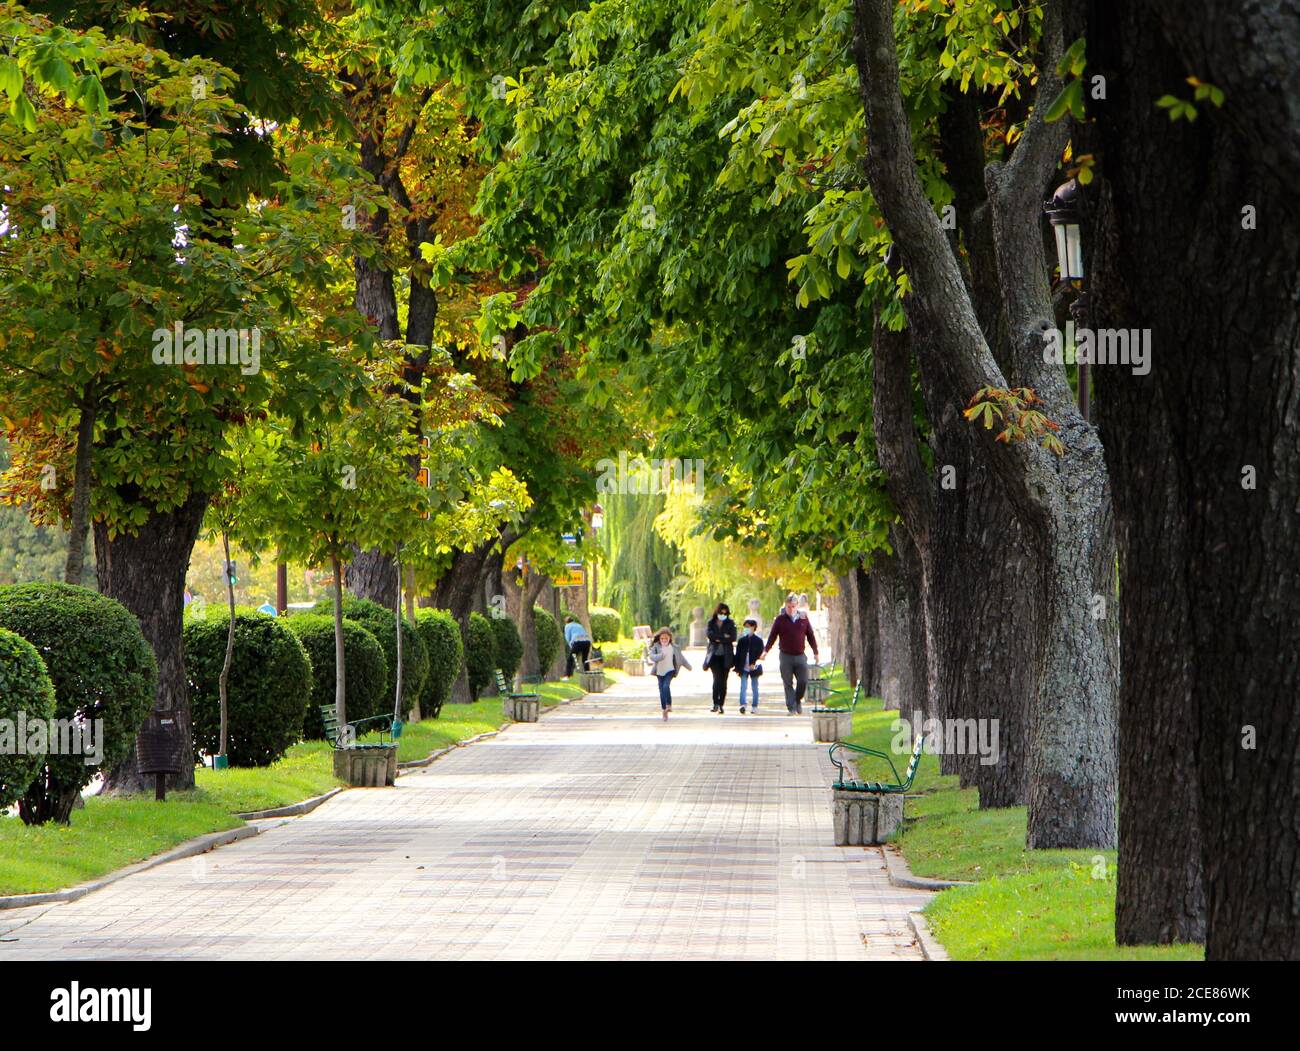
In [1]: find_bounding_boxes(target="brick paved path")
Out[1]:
[0,659,930,960]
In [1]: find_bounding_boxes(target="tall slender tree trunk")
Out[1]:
[63,394,95,587]
[1083,0,1298,956]
[217,531,235,762]
[393,545,405,722]
[98,493,208,794]
[331,549,347,728]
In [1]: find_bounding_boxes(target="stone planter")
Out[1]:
[832,789,904,845]
[622,658,646,676]
[579,669,607,693]
[511,697,541,722]
[811,709,852,742]
[333,744,398,787]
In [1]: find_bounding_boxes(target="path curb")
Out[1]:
[237,788,344,820]
[880,844,974,891]
[907,909,949,961]
[0,825,258,911]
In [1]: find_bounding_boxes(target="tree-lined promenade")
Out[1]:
[0,0,1295,963]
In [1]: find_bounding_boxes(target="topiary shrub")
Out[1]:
[0,626,56,811]
[414,608,463,719]
[464,612,497,701]
[185,610,312,767]
[0,582,157,825]
[534,606,563,677]
[588,606,623,643]
[489,613,523,681]
[313,597,428,716]
[284,615,387,738]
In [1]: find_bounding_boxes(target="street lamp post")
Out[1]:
[1044,178,1090,422]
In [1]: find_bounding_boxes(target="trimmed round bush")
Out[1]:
[0,582,156,825]
[414,608,463,719]
[185,610,312,767]
[0,626,56,811]
[534,606,563,676]
[464,612,497,701]
[489,613,523,681]
[313,597,428,715]
[285,615,387,738]
[589,606,622,643]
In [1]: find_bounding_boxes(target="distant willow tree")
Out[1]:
[599,485,679,633]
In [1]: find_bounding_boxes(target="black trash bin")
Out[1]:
[137,709,185,801]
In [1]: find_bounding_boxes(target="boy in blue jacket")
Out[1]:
[734,619,764,713]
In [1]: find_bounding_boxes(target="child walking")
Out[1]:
[734,618,763,713]
[647,627,692,720]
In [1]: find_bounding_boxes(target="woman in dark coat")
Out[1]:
[705,602,737,713]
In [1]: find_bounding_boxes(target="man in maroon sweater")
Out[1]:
[762,593,820,714]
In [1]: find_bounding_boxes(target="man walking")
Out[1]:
[761,593,819,715]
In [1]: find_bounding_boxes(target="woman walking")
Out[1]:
[647,627,691,720]
[705,603,737,712]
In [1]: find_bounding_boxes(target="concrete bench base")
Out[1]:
[511,697,541,722]
[333,745,397,787]
[622,659,646,676]
[811,710,852,742]
[832,789,904,845]
[579,670,607,693]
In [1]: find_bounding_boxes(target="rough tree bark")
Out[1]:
[1082,0,1298,956]
[855,0,1116,840]
[433,541,495,703]
[503,561,549,680]
[98,492,208,794]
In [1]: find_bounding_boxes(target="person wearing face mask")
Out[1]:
[761,592,820,714]
[734,618,764,713]
[705,602,737,713]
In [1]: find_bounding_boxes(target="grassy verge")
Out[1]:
[0,796,242,897]
[838,680,1202,961]
[0,678,583,898]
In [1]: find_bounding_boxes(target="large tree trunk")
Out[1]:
[1083,0,1298,956]
[504,562,549,680]
[433,541,496,702]
[98,493,208,794]
[854,0,1117,845]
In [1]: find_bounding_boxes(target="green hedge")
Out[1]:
[414,608,463,719]
[0,583,156,824]
[589,606,622,643]
[464,612,496,700]
[0,626,56,811]
[313,597,427,714]
[284,614,387,738]
[185,610,312,767]
[534,606,563,675]
[601,638,647,665]
[489,614,523,681]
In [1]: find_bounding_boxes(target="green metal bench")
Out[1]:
[829,732,927,793]
[319,705,401,747]
[804,661,838,705]
[496,668,539,702]
[496,668,541,721]
[811,680,860,714]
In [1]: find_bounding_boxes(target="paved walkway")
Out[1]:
[0,657,930,960]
